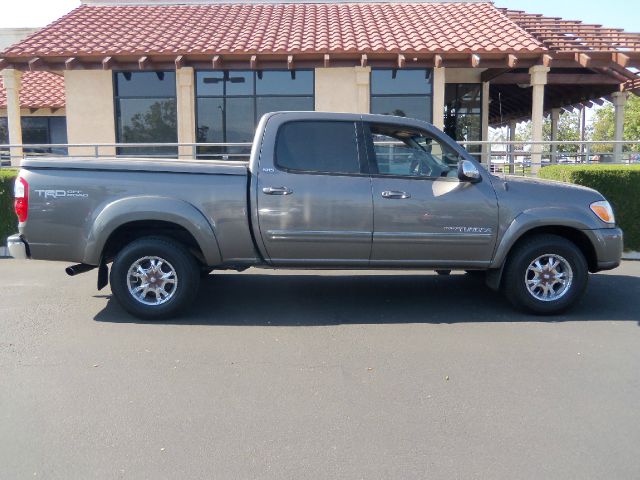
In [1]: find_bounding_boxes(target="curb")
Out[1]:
[622,251,640,261]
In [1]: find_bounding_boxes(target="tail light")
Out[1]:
[14,176,29,223]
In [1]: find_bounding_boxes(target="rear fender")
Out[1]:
[83,196,222,266]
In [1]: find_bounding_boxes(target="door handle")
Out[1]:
[262,186,293,195]
[381,190,411,199]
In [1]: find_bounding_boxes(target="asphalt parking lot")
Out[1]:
[1,259,639,479]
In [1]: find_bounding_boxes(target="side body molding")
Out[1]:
[83,196,223,266]
[490,207,602,269]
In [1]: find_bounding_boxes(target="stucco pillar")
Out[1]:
[64,70,116,157]
[176,67,196,158]
[508,119,517,174]
[2,69,23,166]
[529,65,549,174]
[481,81,490,165]
[550,107,560,164]
[315,67,370,114]
[432,67,445,130]
[611,91,628,163]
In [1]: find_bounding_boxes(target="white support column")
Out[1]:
[432,67,445,130]
[481,81,490,164]
[529,65,549,174]
[612,92,629,163]
[550,107,560,164]
[176,67,196,158]
[2,69,23,166]
[508,119,517,174]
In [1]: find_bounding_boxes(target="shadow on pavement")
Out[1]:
[94,271,640,326]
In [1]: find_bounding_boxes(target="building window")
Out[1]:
[195,70,314,159]
[444,84,482,158]
[370,69,433,122]
[114,71,177,156]
[0,116,68,155]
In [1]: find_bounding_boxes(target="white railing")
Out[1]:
[2,140,639,176]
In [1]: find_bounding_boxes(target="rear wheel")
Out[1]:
[502,234,588,315]
[110,237,200,320]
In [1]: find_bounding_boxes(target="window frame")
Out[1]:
[273,119,368,177]
[113,71,178,156]
[369,68,434,123]
[195,69,315,144]
[444,83,483,144]
[362,121,464,181]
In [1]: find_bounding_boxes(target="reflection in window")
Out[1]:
[445,84,482,159]
[370,69,433,122]
[114,71,177,156]
[195,70,314,160]
[0,116,68,155]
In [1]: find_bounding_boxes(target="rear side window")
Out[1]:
[275,121,361,174]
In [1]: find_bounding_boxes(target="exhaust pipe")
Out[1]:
[65,263,96,276]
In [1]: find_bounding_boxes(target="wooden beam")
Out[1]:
[287,55,294,70]
[138,56,149,70]
[324,54,330,68]
[249,55,257,69]
[481,68,510,83]
[576,53,591,67]
[612,52,630,68]
[434,54,443,68]
[28,57,43,71]
[0,58,8,70]
[360,54,367,68]
[212,55,221,69]
[397,54,405,68]
[174,55,185,69]
[542,54,553,67]
[471,54,481,68]
[507,54,518,68]
[491,73,621,85]
[102,56,114,70]
[64,57,80,70]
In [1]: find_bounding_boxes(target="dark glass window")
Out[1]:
[370,69,433,122]
[365,123,461,178]
[444,84,482,159]
[275,121,360,174]
[114,71,177,156]
[1,116,68,156]
[195,70,314,160]
[0,117,8,144]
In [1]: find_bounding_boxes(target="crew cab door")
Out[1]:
[363,120,498,267]
[256,118,373,266]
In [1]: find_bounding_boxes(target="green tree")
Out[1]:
[592,94,640,153]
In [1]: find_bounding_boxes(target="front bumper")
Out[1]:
[7,234,29,260]
[584,227,623,271]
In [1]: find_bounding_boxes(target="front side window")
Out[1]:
[275,121,360,174]
[370,69,433,122]
[196,70,314,160]
[365,123,462,178]
[114,71,177,156]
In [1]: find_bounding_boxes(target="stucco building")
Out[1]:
[1,0,639,163]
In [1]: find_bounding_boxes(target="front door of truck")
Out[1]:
[363,121,498,267]
[256,119,373,266]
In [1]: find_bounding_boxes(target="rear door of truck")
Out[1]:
[255,116,373,266]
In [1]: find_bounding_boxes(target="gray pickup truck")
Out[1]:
[9,112,622,319]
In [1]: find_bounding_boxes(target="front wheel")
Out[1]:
[502,234,588,315]
[110,237,200,320]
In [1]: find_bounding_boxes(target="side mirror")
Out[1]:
[457,160,481,183]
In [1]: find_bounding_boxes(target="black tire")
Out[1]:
[110,237,200,320]
[502,234,588,315]
[200,267,214,278]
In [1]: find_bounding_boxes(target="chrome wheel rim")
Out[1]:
[525,254,573,302]
[126,256,178,306]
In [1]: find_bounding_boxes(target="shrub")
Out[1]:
[539,165,640,251]
[0,169,18,246]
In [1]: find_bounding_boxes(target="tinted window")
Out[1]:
[276,121,360,174]
[115,71,176,97]
[366,123,462,178]
[0,117,9,144]
[256,70,314,95]
[370,69,433,122]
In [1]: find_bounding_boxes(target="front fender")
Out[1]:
[83,196,223,266]
[490,206,601,268]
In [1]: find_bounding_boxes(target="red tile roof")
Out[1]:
[0,3,545,58]
[0,71,65,109]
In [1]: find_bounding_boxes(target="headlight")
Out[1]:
[590,200,615,224]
